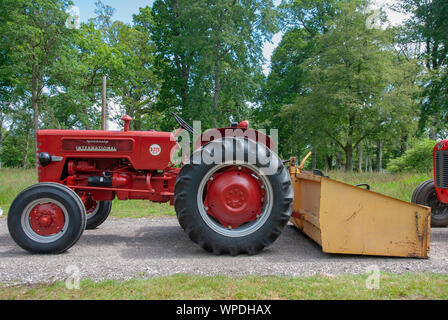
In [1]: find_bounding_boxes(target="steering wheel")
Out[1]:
[171,112,195,134]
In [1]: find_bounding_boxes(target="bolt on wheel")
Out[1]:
[21,198,69,243]
[7,183,86,254]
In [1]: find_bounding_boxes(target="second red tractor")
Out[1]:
[412,139,448,227]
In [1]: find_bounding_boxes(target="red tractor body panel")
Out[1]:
[36,129,180,204]
[37,129,179,181]
[433,139,448,203]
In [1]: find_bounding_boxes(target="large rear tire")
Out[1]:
[412,179,448,227]
[7,183,87,254]
[174,137,293,255]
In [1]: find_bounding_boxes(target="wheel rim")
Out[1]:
[428,191,448,218]
[80,193,100,218]
[21,198,69,243]
[197,162,273,238]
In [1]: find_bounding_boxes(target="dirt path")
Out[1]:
[0,217,447,285]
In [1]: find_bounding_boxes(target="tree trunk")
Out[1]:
[400,133,408,155]
[32,73,39,164]
[429,118,437,140]
[336,149,344,170]
[312,149,317,171]
[23,127,30,169]
[345,144,353,172]
[83,106,91,130]
[0,114,3,169]
[345,112,355,172]
[376,140,383,172]
[212,40,222,128]
[213,60,220,127]
[178,64,191,114]
[326,153,333,171]
[357,144,363,172]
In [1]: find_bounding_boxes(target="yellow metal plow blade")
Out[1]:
[289,162,430,258]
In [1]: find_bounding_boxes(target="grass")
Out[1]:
[0,168,37,214]
[0,168,175,218]
[326,170,432,202]
[1,273,447,300]
[0,168,431,218]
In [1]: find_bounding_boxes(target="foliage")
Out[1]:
[395,0,448,137]
[386,139,436,173]
[0,0,445,172]
[258,0,423,173]
[255,0,344,159]
[1,0,75,140]
[151,0,278,130]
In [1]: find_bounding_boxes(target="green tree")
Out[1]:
[199,0,278,127]
[255,0,342,159]
[2,0,74,153]
[287,1,419,171]
[47,1,124,130]
[396,0,448,137]
[151,0,204,128]
[151,0,277,129]
[108,11,161,130]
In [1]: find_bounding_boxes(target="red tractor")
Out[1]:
[412,139,448,227]
[7,113,293,255]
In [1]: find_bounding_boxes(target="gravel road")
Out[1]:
[0,217,447,285]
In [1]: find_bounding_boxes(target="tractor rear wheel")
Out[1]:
[7,183,87,253]
[412,179,448,227]
[78,193,112,230]
[174,137,293,255]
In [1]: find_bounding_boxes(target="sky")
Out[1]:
[71,0,408,75]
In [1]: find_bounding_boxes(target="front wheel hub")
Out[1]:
[29,203,65,236]
[205,169,262,228]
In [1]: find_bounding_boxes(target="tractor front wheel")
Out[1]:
[412,179,448,227]
[7,183,87,253]
[174,138,293,255]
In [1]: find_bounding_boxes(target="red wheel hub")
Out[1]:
[83,195,97,214]
[205,168,263,229]
[29,203,65,236]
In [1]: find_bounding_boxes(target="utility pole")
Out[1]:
[101,76,107,130]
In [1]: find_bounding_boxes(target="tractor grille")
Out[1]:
[435,150,448,188]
